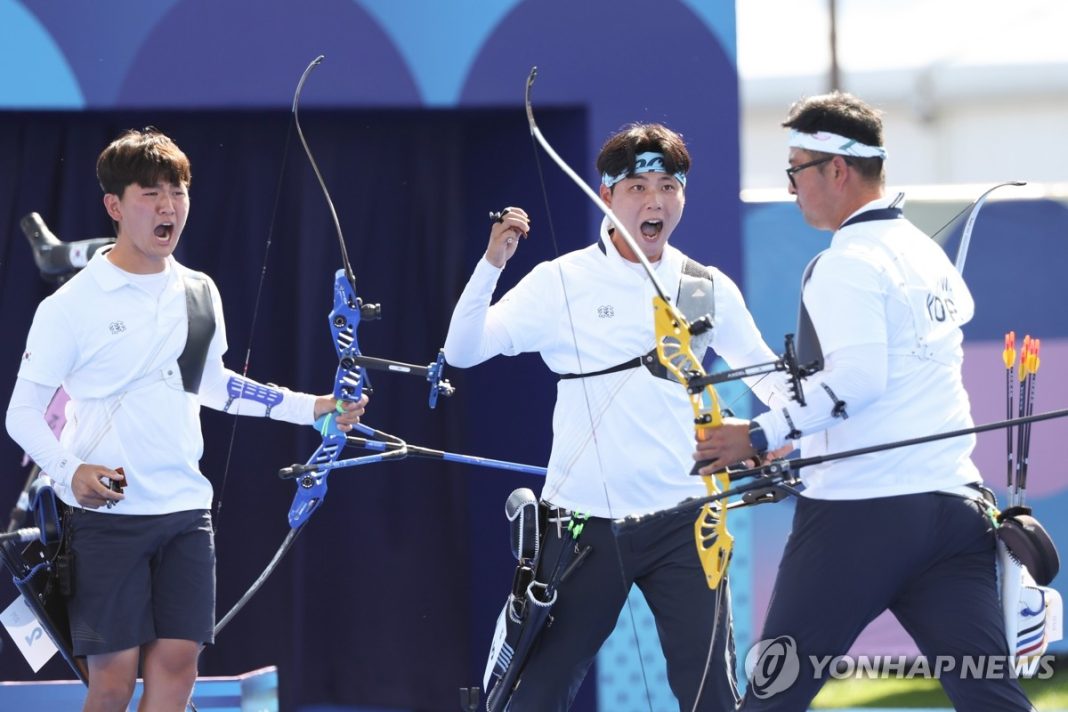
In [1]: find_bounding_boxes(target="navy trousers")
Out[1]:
[741,493,1035,711]
[506,505,739,711]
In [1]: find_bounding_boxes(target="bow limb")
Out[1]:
[953,181,1027,274]
[918,181,1026,275]
[214,527,302,636]
[293,56,358,288]
[954,181,1026,274]
[524,67,733,590]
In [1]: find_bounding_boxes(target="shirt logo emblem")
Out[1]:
[109,321,126,335]
[597,305,615,318]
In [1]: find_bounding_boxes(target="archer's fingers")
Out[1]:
[495,216,529,242]
[337,394,368,415]
[765,444,793,462]
[73,465,124,508]
[498,206,529,221]
[491,207,530,239]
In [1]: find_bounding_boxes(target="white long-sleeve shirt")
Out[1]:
[6,249,317,514]
[753,196,982,499]
[445,221,787,517]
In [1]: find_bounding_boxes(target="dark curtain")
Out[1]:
[0,108,589,711]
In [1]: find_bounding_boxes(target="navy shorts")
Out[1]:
[67,508,215,656]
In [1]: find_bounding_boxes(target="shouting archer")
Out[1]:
[445,123,794,711]
[5,128,366,712]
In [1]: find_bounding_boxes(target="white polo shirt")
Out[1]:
[16,250,314,514]
[755,196,982,499]
[446,220,781,517]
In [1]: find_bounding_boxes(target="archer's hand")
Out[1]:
[71,464,125,509]
[484,207,531,268]
[694,418,756,476]
[764,444,794,462]
[313,393,368,432]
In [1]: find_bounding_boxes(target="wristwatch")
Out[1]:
[748,421,769,457]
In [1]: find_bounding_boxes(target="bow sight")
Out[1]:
[685,331,818,406]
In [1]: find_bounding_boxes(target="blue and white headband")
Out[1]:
[788,129,887,160]
[601,151,687,188]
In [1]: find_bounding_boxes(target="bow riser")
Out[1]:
[331,268,369,402]
[286,270,369,528]
[651,296,733,588]
[287,437,343,528]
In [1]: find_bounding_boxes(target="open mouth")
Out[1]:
[154,223,173,240]
[640,220,663,239]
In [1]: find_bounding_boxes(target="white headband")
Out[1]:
[788,129,887,159]
[602,151,687,188]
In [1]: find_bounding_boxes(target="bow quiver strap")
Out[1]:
[559,258,715,382]
[177,273,217,394]
[795,253,825,374]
